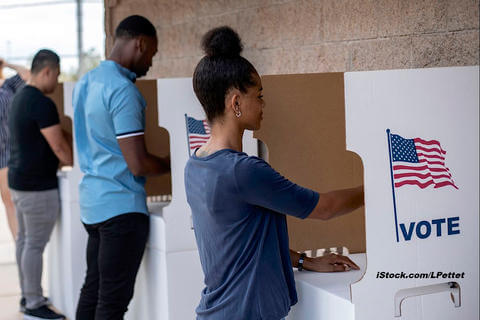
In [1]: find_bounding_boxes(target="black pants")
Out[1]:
[76,213,149,320]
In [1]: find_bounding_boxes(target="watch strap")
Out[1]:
[298,252,306,271]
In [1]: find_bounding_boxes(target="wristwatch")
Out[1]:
[298,252,306,271]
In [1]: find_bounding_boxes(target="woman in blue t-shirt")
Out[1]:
[185,26,364,320]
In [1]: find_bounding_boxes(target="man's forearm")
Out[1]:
[56,142,73,166]
[136,154,170,177]
[5,62,30,80]
[118,135,170,177]
[55,134,73,166]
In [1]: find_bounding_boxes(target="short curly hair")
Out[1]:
[115,15,157,39]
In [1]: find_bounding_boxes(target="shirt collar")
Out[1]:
[102,60,137,82]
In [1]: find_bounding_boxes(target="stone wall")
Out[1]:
[104,0,479,78]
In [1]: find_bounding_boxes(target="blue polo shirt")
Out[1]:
[185,149,319,320]
[73,60,148,224]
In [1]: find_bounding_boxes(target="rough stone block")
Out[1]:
[376,0,447,36]
[152,56,200,78]
[411,30,479,68]
[350,36,413,71]
[299,43,349,72]
[195,0,281,17]
[237,0,322,49]
[446,0,480,30]
[197,11,240,40]
[244,43,348,75]
[167,0,197,25]
[159,22,200,59]
[279,0,323,46]
[243,48,278,75]
[236,5,285,49]
[196,0,237,17]
[322,0,379,41]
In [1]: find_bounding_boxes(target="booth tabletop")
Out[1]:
[293,253,366,301]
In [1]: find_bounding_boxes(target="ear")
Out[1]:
[226,89,242,114]
[137,36,147,53]
[43,67,51,77]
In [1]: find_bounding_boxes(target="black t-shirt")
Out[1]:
[8,85,60,191]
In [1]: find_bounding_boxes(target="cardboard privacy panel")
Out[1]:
[255,73,365,253]
[345,66,479,320]
[136,80,172,197]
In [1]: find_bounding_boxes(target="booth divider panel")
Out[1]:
[136,80,172,197]
[255,73,365,253]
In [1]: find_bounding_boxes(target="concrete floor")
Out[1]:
[0,203,49,320]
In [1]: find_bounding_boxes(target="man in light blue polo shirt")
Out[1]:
[73,15,169,320]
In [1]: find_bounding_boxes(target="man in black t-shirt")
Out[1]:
[8,49,72,320]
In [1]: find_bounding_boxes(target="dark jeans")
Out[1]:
[76,212,149,320]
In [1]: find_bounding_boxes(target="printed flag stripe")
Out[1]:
[392,164,451,173]
[394,172,452,180]
[395,171,452,179]
[395,180,436,188]
[189,137,210,142]
[394,167,451,177]
[417,153,445,160]
[418,159,445,166]
[415,146,446,155]
[395,179,458,189]
[190,138,210,142]
[413,138,446,151]
[434,181,458,189]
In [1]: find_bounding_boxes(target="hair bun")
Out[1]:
[202,26,243,58]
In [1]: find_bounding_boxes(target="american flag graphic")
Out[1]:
[185,115,211,154]
[390,133,458,189]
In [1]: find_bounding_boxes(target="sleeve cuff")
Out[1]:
[116,130,144,139]
[298,191,320,219]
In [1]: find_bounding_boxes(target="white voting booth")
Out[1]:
[345,66,479,320]
[286,66,478,320]
[48,82,87,318]
[49,67,478,320]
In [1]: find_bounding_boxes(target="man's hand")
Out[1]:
[303,253,360,272]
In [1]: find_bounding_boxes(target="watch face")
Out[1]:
[298,255,305,271]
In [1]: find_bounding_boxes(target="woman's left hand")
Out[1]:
[304,253,360,272]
